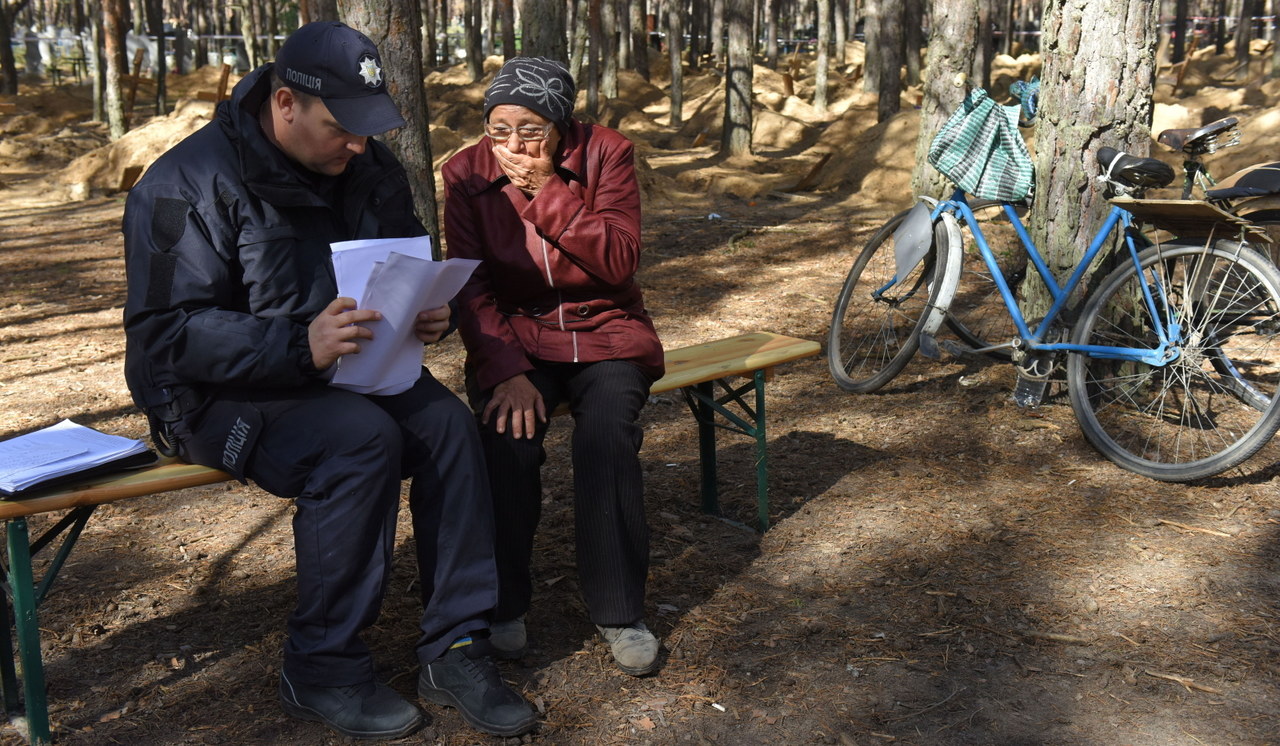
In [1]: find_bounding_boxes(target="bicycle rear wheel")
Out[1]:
[828,208,944,393]
[1067,239,1280,480]
[944,200,1029,360]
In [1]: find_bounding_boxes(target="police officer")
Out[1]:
[122,21,536,740]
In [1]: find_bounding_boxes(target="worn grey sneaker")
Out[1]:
[596,621,660,676]
[489,616,527,660]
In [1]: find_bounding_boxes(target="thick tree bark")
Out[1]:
[300,0,342,23]
[911,0,980,199]
[1026,0,1158,315]
[339,0,440,254]
[721,0,752,155]
[522,0,569,59]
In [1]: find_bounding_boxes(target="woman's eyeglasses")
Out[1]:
[484,122,555,142]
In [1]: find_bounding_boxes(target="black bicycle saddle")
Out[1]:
[1097,147,1176,190]
[1156,117,1239,154]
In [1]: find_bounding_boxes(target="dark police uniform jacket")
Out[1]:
[122,64,424,476]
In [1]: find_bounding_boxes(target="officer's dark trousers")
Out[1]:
[175,371,497,687]
[469,360,651,627]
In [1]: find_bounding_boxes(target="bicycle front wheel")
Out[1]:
[1067,240,1280,480]
[828,208,944,393]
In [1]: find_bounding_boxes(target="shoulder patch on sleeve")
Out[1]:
[151,197,189,252]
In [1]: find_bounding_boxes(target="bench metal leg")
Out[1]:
[680,369,772,531]
[0,506,98,745]
[694,381,719,516]
[4,518,51,744]
[752,369,769,533]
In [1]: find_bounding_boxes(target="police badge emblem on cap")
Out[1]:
[274,21,406,136]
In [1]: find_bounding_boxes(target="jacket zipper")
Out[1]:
[541,238,579,361]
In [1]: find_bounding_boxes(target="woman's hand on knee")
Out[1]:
[483,374,545,439]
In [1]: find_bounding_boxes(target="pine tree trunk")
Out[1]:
[711,0,721,62]
[104,0,127,138]
[602,0,619,99]
[464,0,482,81]
[145,0,166,116]
[499,0,516,57]
[422,0,438,67]
[973,0,993,88]
[522,0,569,59]
[910,0,980,199]
[814,0,830,111]
[863,0,880,93]
[763,0,778,67]
[339,0,440,253]
[630,0,649,79]
[876,3,902,121]
[721,0,752,155]
[834,0,847,66]
[903,0,923,85]
[1025,0,1158,318]
[1234,0,1252,64]
[0,0,28,95]
[668,0,684,124]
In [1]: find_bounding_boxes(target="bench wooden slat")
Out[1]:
[652,332,821,393]
[0,460,231,521]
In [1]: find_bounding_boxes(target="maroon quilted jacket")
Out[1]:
[443,119,664,392]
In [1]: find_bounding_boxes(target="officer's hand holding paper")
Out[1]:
[329,236,479,395]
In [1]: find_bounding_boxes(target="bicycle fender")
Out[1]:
[922,210,963,338]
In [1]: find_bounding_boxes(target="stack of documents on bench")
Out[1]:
[0,420,155,496]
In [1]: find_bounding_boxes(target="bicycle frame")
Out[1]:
[934,190,1180,367]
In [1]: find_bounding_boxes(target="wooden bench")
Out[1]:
[0,331,818,743]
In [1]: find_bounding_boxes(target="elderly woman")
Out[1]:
[442,57,664,676]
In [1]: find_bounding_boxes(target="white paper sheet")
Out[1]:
[329,237,479,396]
[0,420,149,493]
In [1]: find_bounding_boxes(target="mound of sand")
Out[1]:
[13,44,1278,210]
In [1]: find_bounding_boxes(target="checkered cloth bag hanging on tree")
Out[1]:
[927,88,1034,202]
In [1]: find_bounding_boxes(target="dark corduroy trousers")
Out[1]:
[470,359,652,627]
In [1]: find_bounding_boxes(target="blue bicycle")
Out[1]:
[828,95,1280,481]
